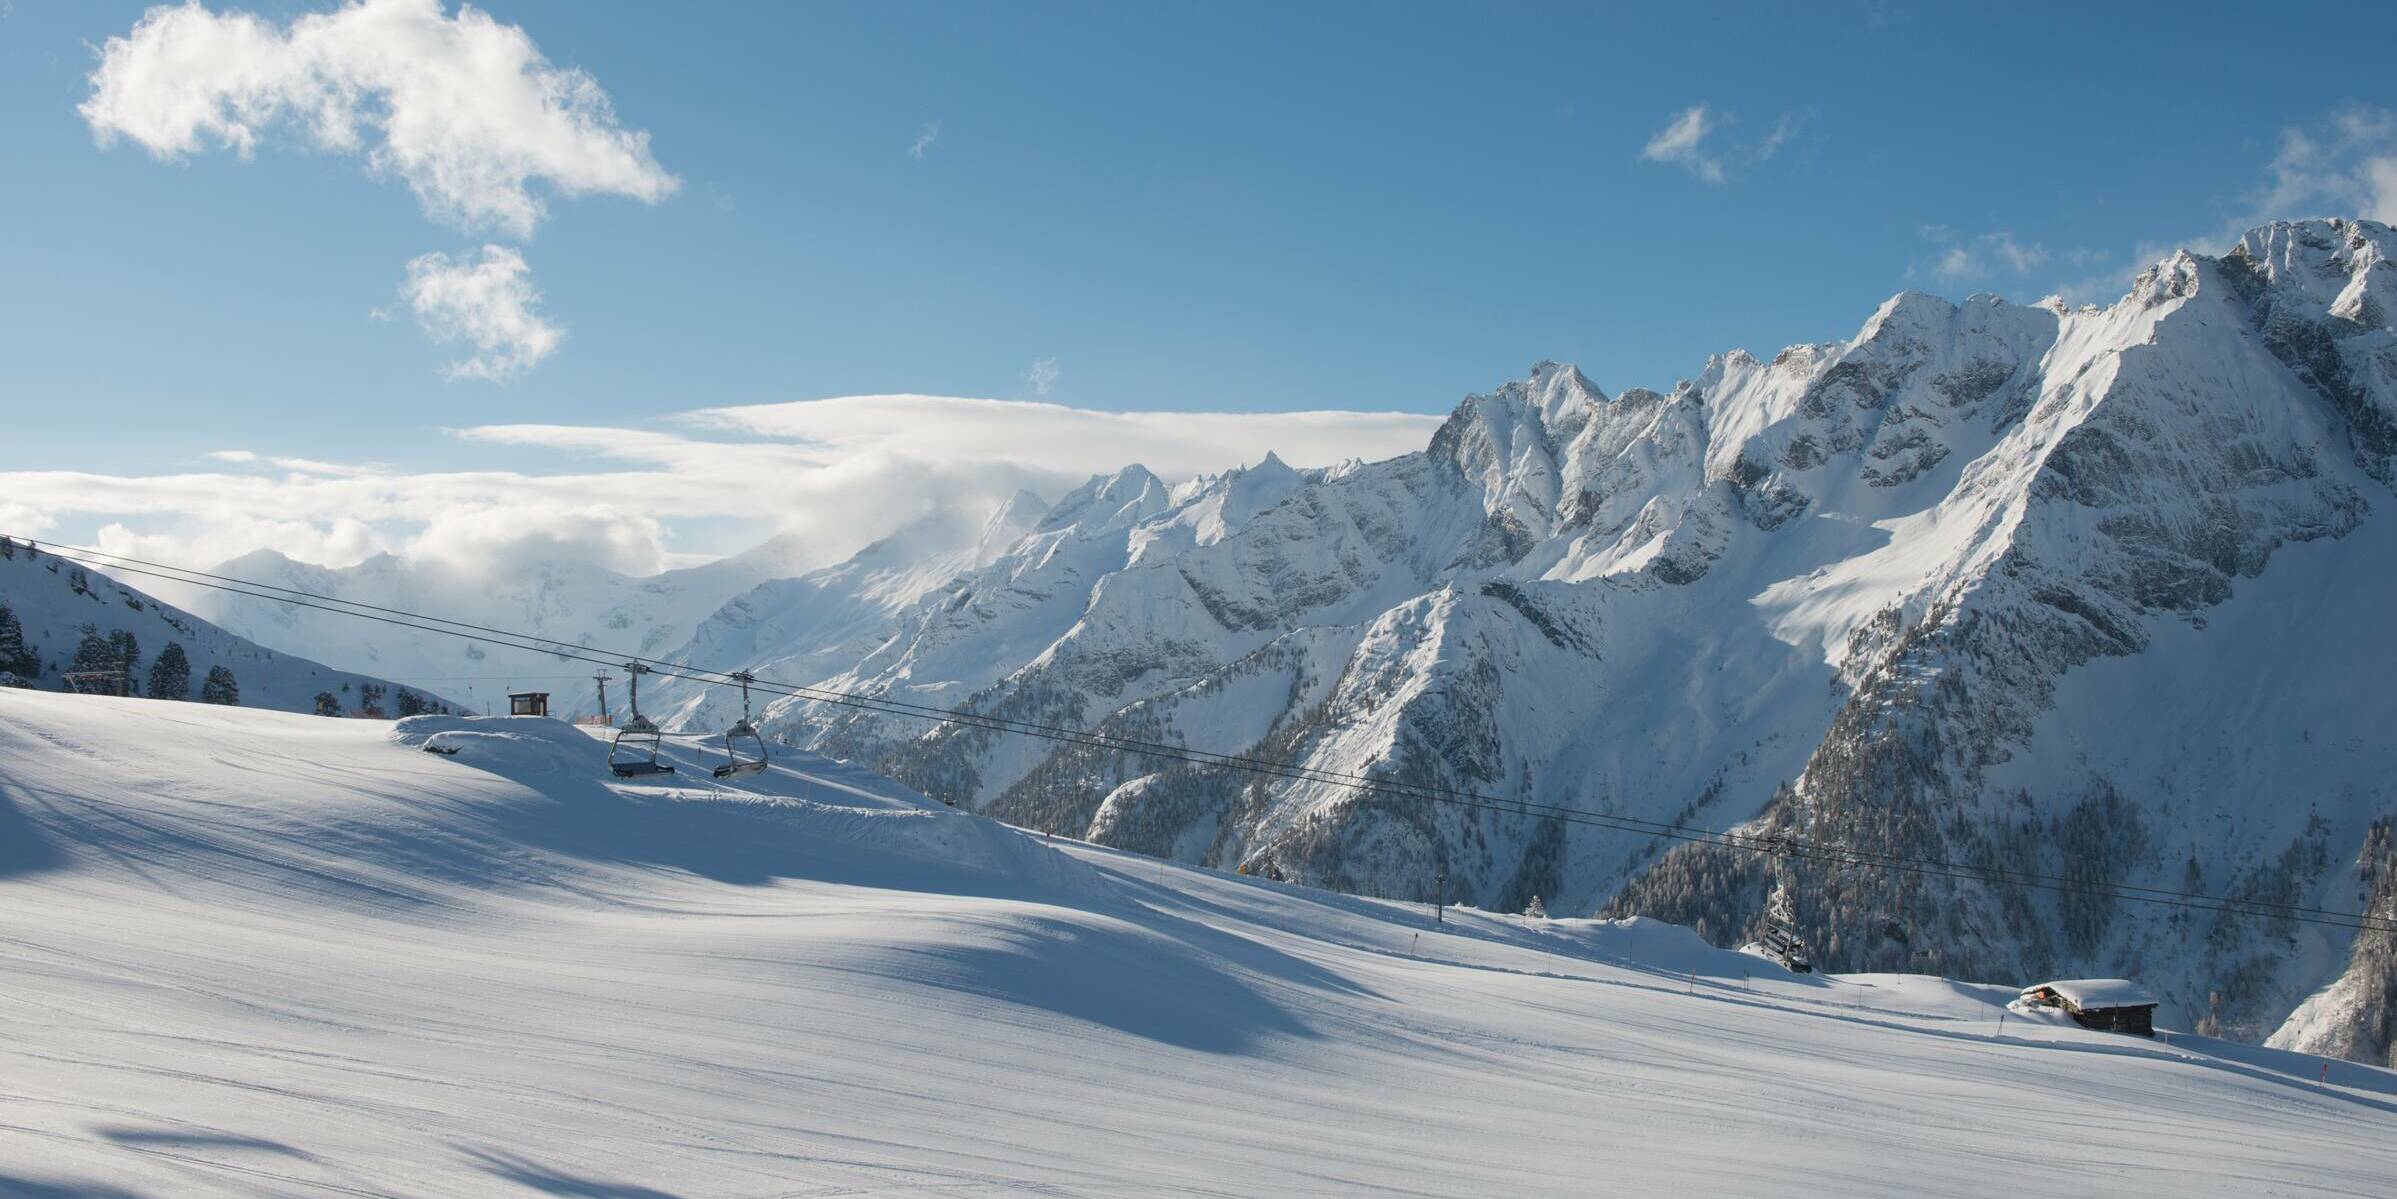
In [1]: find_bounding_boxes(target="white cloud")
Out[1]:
[279,455,384,477]
[0,502,55,540]
[92,515,392,580]
[401,245,561,381]
[679,394,1443,482]
[207,449,383,475]
[1641,106,1723,184]
[1641,103,1818,183]
[1991,234,2046,274]
[80,0,679,238]
[2043,105,2397,308]
[2256,105,2397,226]
[910,120,941,161]
[1917,227,2046,285]
[1755,108,1813,162]
[3,396,1446,580]
[407,505,670,577]
[1026,357,1060,397]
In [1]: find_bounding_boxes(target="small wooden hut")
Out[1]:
[508,691,551,717]
[2018,979,2157,1036]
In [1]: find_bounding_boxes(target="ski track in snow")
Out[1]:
[0,690,2390,1197]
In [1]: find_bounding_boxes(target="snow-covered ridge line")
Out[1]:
[0,539,432,715]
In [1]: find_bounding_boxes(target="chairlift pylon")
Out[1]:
[711,670,769,780]
[607,661,674,778]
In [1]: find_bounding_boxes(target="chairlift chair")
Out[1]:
[1761,920,1813,973]
[712,671,770,779]
[1761,864,1814,973]
[607,662,675,778]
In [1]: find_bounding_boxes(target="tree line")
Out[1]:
[0,603,442,717]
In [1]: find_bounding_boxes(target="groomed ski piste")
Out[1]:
[3,690,2392,1197]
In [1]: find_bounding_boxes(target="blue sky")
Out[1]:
[4,0,2395,569]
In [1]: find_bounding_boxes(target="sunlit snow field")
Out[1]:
[2,690,2390,1196]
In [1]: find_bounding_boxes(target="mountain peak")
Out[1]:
[997,488,1050,518]
[1037,463,1171,535]
[1526,360,1603,405]
[217,546,302,573]
[1102,463,1162,492]
[979,490,1051,557]
[1861,289,1961,340]
[2222,217,2396,322]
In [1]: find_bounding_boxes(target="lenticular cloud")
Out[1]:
[79,0,678,238]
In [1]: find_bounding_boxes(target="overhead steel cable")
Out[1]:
[18,535,2396,936]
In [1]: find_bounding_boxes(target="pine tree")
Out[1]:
[106,630,139,694]
[394,688,427,717]
[70,626,111,675]
[1525,894,1547,919]
[147,642,191,700]
[199,665,240,705]
[0,604,32,680]
[358,682,385,716]
[313,691,342,717]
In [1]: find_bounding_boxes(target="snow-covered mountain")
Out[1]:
[640,494,1051,732]
[194,533,825,717]
[645,218,2397,1064]
[0,538,428,714]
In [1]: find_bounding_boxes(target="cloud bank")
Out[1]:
[0,396,1447,582]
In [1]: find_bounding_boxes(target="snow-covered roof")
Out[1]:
[2021,979,2157,1010]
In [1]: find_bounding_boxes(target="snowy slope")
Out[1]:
[2,688,2392,1197]
[194,532,824,718]
[0,541,434,715]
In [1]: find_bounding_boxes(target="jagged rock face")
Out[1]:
[668,218,2397,1058]
[1612,220,2397,1050]
[2272,821,2397,1067]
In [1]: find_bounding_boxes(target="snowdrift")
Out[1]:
[2,689,2392,1196]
